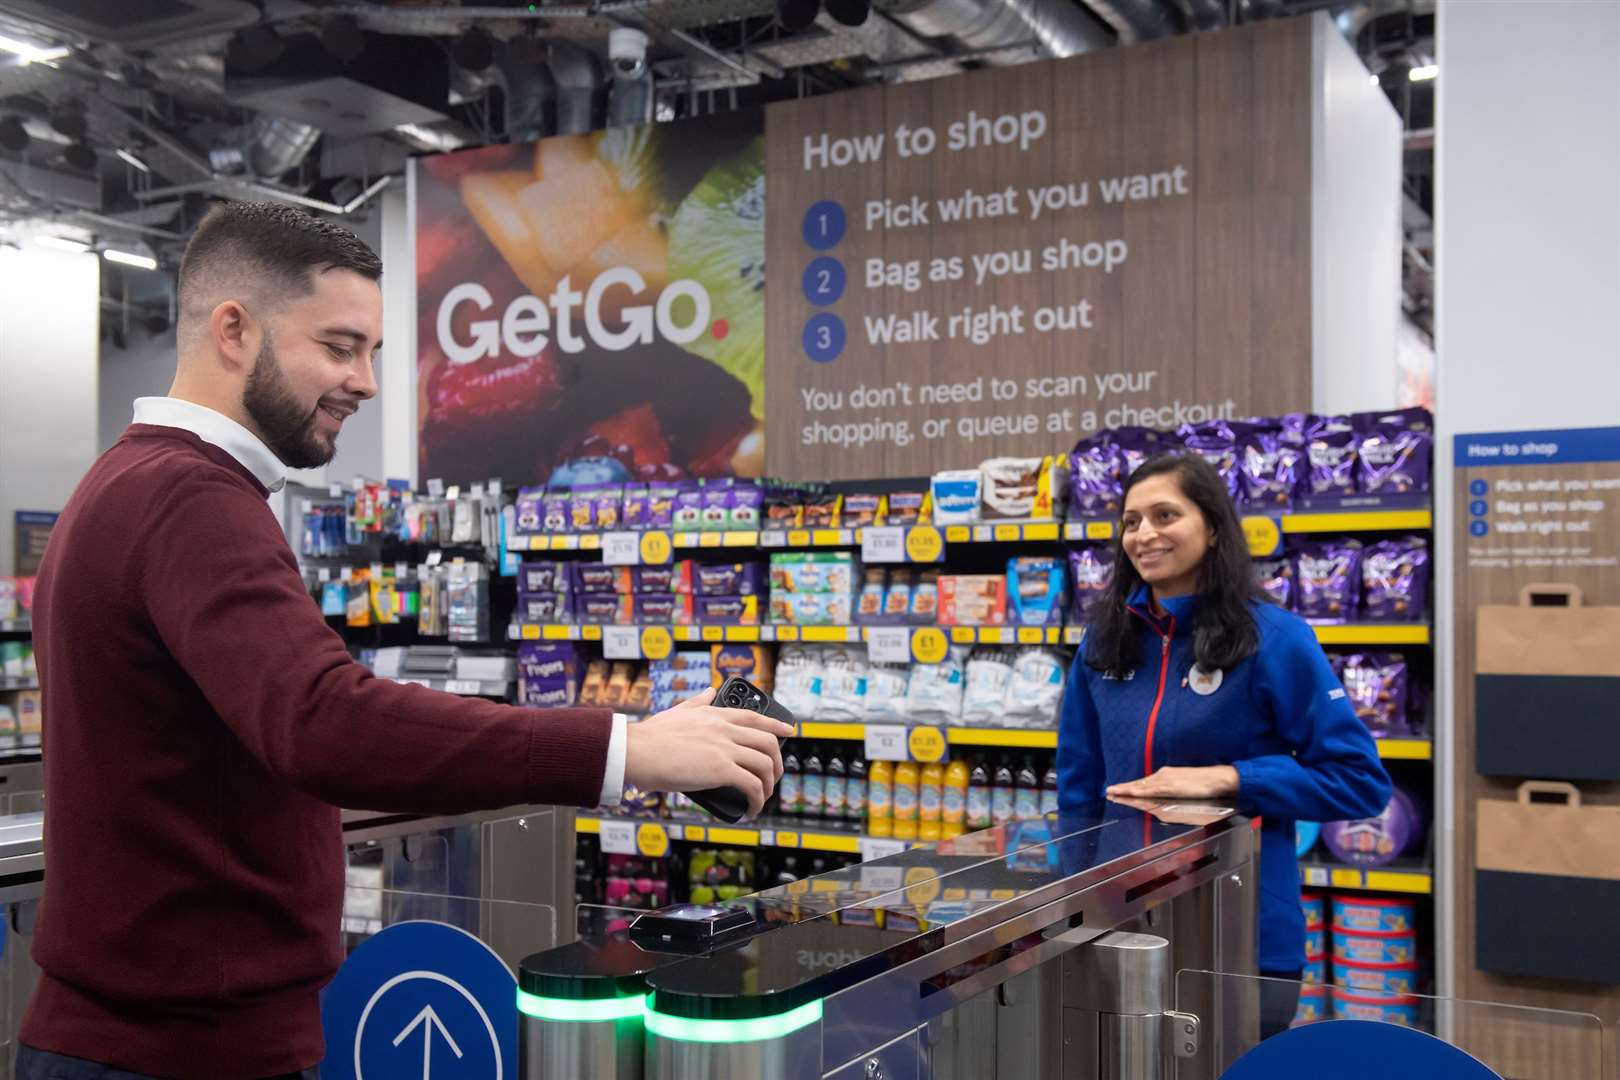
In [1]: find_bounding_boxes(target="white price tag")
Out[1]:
[858,837,907,863]
[866,626,911,664]
[329,482,344,497]
[426,550,444,566]
[603,626,641,660]
[369,562,384,579]
[859,864,905,893]
[339,566,353,582]
[444,679,480,695]
[487,478,503,497]
[446,485,461,501]
[427,478,445,497]
[599,819,636,855]
[864,724,909,761]
[759,531,786,548]
[317,567,331,583]
[861,526,905,564]
[758,829,776,847]
[601,532,640,566]
[394,562,409,580]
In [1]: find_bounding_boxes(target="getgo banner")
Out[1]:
[415,109,765,487]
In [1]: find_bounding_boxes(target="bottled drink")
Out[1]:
[847,758,869,822]
[802,743,825,817]
[779,746,802,815]
[867,760,894,837]
[967,756,992,830]
[893,760,920,840]
[942,758,970,839]
[991,756,1015,826]
[1041,759,1059,817]
[1015,756,1040,822]
[824,746,848,819]
[919,762,944,842]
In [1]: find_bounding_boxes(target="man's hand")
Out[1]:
[623,687,795,819]
[1106,765,1239,800]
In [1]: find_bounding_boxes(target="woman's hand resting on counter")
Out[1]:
[1106,765,1240,801]
[623,687,794,818]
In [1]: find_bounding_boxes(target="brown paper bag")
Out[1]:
[1476,584,1620,677]
[1477,781,1620,880]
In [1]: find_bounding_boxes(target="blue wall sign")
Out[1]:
[321,920,517,1080]
[1223,1020,1501,1079]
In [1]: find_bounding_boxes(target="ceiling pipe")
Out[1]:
[1078,0,1181,42]
[883,0,1114,63]
[490,39,557,141]
[548,40,605,134]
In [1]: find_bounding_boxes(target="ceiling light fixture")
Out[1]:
[115,148,150,173]
[0,34,68,65]
[34,235,90,254]
[1369,74,1379,86]
[1409,64,1437,82]
[394,122,467,152]
[103,248,158,270]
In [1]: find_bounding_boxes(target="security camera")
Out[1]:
[608,28,648,79]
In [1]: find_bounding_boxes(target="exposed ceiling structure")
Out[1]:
[0,0,1434,334]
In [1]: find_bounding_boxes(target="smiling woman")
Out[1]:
[1055,452,1391,1022]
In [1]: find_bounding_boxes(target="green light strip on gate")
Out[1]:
[517,989,646,1022]
[643,996,823,1043]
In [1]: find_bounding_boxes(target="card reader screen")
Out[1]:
[662,904,729,921]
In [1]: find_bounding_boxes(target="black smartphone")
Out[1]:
[685,676,795,823]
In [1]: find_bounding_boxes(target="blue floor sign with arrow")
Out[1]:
[321,920,517,1079]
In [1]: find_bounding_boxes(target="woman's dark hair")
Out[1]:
[1085,453,1261,678]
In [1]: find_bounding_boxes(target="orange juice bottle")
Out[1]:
[867,760,894,838]
[919,762,944,842]
[892,760,920,840]
[942,758,970,838]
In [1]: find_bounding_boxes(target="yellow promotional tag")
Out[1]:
[905,864,942,906]
[1241,516,1282,558]
[640,626,673,661]
[636,823,669,858]
[639,531,672,565]
[911,627,948,664]
[908,726,947,763]
[905,526,944,563]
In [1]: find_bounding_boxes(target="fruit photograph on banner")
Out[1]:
[416,109,766,487]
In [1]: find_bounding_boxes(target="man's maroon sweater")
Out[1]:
[22,425,613,1077]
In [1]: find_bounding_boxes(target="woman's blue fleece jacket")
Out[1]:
[1057,588,1392,972]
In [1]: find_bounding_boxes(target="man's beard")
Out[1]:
[243,332,334,469]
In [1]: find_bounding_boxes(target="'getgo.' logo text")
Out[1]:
[436,269,712,363]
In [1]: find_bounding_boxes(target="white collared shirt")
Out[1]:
[133,397,288,494]
[129,395,628,805]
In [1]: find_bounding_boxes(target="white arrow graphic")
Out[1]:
[393,1004,464,1079]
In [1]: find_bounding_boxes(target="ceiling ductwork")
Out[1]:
[549,40,605,135]
[884,0,1114,65]
[1079,0,1182,43]
[208,115,321,180]
[491,42,558,142]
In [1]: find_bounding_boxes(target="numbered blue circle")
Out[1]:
[802,201,847,250]
[802,313,847,363]
[802,256,847,306]
[1470,500,1489,517]
[1470,520,1489,537]
[1469,479,1488,496]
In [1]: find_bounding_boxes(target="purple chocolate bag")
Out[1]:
[1109,427,1182,484]
[672,483,705,532]
[515,487,545,533]
[696,562,765,596]
[1357,419,1433,495]
[1234,425,1304,508]
[701,483,733,531]
[1339,652,1409,736]
[646,484,679,530]
[1306,422,1359,498]
[541,492,570,534]
[519,560,569,594]
[1068,436,1121,518]
[1322,783,1426,868]
[1361,538,1430,621]
[592,485,624,531]
[1178,421,1242,500]
[1294,540,1362,621]
[1068,546,1115,621]
[1254,558,1295,610]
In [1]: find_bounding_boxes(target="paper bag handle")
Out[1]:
[1516,780,1581,807]
[1519,583,1582,608]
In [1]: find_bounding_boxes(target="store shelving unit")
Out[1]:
[388,677,512,698]
[0,678,37,693]
[1299,859,1433,895]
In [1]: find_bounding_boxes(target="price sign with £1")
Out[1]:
[861,527,905,564]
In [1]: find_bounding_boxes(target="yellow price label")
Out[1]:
[776,626,800,642]
[640,626,673,661]
[1241,516,1283,558]
[639,531,672,565]
[787,529,810,547]
[636,823,669,858]
[700,532,723,548]
[520,624,541,640]
[908,726,947,762]
[1086,522,1115,540]
[579,534,602,550]
[702,626,724,642]
[777,831,800,848]
[1017,627,1043,645]
[904,525,944,563]
[950,627,975,644]
[911,627,948,664]
[542,624,571,640]
[994,524,1021,542]
[905,865,942,906]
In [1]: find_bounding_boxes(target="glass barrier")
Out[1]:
[1173,969,1606,1080]
[341,885,557,976]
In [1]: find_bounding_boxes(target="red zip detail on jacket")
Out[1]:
[1128,608,1176,776]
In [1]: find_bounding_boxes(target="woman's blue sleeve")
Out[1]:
[1056,653,1105,810]
[1235,614,1392,822]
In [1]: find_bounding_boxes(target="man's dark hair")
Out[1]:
[1085,452,1262,679]
[177,201,381,336]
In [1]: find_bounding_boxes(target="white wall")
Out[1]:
[1311,12,1404,414]
[379,180,417,485]
[99,326,177,452]
[1434,0,1620,998]
[0,248,100,574]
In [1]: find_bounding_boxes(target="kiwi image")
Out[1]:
[667,137,766,420]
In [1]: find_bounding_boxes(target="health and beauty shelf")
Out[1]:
[0,577,34,634]
[308,561,494,642]
[298,478,503,558]
[0,638,41,751]
[511,407,1433,547]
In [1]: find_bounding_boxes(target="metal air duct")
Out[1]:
[548,40,605,135]
[491,41,557,141]
[884,0,1114,62]
[1081,0,1181,42]
[210,115,321,180]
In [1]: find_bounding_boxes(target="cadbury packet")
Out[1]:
[1067,435,1120,518]
[621,484,650,529]
[1109,426,1182,484]
[1356,416,1433,495]
[646,483,679,530]
[515,487,544,533]
[1232,421,1304,508]
[1305,417,1358,497]
[541,492,570,534]
[1339,652,1409,736]
[1068,546,1116,621]
[1254,557,1295,610]
[1294,539,1362,621]
[1362,537,1430,621]
[1178,421,1242,500]
[672,483,706,531]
